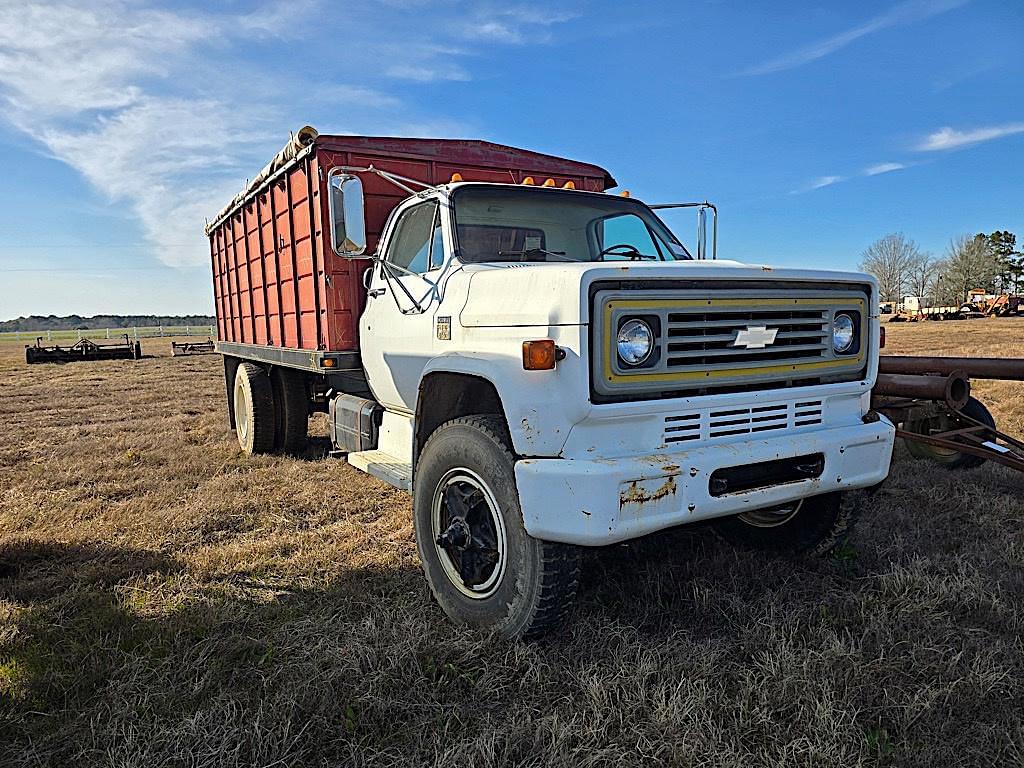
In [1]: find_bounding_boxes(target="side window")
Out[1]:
[387,202,437,273]
[428,207,445,269]
[599,213,663,260]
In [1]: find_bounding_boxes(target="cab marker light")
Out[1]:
[522,340,565,370]
[449,172,463,182]
[562,181,576,189]
[522,176,535,185]
[542,178,556,187]
[619,190,630,197]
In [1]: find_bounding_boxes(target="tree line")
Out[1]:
[0,314,216,332]
[859,230,1022,307]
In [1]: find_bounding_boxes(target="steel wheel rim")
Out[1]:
[738,499,803,528]
[431,468,507,600]
[234,380,249,443]
[909,415,960,459]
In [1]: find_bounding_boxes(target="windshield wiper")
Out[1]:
[496,247,574,262]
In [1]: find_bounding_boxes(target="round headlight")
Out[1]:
[832,313,855,354]
[617,319,654,365]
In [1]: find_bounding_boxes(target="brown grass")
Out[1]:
[1,322,1023,767]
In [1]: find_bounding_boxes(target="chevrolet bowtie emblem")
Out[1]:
[732,325,778,349]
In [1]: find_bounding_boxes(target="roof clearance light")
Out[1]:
[522,176,535,185]
[619,190,630,197]
[562,181,576,189]
[449,172,463,182]
[542,178,556,187]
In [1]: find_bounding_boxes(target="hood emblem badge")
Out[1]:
[732,325,778,349]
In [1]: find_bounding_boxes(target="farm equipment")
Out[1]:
[25,335,142,364]
[873,355,1024,472]
[171,339,215,356]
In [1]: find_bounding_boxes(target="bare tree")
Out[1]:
[905,252,938,306]
[934,234,1000,305]
[860,233,922,303]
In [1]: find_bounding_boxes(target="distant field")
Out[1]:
[1,320,1023,767]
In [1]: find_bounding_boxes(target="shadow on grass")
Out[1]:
[0,538,424,765]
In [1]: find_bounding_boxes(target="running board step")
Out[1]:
[347,450,412,492]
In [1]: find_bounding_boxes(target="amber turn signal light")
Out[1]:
[522,340,564,370]
[322,357,336,368]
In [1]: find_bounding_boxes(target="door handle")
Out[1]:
[368,287,387,298]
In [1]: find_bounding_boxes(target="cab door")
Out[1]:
[359,197,447,412]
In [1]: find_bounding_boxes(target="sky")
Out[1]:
[0,0,1021,319]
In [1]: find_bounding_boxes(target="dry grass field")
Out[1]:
[2,321,1023,767]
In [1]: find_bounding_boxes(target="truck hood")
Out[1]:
[457,259,877,327]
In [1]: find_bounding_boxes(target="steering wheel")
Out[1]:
[598,243,654,261]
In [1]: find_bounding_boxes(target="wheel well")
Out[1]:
[415,372,507,463]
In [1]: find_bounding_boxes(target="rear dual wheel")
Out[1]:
[232,364,308,456]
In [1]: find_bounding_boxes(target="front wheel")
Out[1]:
[413,415,580,640]
[711,492,853,556]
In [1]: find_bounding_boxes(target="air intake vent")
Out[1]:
[663,399,823,445]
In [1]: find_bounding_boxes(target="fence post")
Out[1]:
[106,328,110,339]
[133,327,138,340]
[48,330,52,342]
[77,329,82,341]
[14,331,19,343]
[185,325,190,337]
[159,325,163,337]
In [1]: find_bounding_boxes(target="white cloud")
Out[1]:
[811,175,844,189]
[459,6,577,43]
[791,175,845,194]
[916,122,1024,151]
[385,63,472,82]
[737,0,968,76]
[0,0,570,271]
[864,162,906,175]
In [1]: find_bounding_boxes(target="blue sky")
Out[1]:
[0,0,1021,319]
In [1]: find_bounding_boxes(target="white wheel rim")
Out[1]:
[234,379,249,443]
[738,499,803,528]
[431,468,508,600]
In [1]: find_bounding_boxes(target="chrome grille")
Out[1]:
[663,399,824,445]
[666,309,828,367]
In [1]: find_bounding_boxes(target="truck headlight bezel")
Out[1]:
[617,318,655,366]
[832,312,858,355]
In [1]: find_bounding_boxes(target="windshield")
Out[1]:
[450,186,691,263]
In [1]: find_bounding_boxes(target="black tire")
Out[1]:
[25,347,36,364]
[904,396,994,470]
[711,492,852,557]
[271,367,309,455]
[233,362,276,455]
[413,415,580,641]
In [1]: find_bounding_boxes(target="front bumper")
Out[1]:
[514,417,895,546]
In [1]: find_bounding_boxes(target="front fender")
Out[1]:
[421,348,591,457]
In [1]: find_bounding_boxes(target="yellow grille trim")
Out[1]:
[602,297,866,385]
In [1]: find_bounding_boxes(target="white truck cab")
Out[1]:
[327,179,895,638]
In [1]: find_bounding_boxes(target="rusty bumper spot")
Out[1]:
[619,475,678,509]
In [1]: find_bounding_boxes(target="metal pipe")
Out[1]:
[873,372,970,410]
[879,355,1024,381]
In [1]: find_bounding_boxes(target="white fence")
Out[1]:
[1,325,217,344]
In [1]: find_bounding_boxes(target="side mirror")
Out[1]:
[328,172,367,256]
